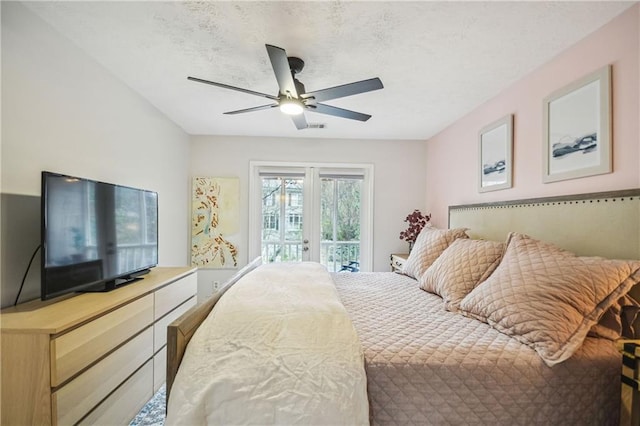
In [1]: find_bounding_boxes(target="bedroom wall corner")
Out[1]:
[425,4,640,227]
[0,2,191,307]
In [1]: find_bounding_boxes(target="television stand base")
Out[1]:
[80,270,150,293]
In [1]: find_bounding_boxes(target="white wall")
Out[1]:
[190,135,426,299]
[1,2,191,306]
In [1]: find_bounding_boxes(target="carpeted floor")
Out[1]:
[129,385,166,426]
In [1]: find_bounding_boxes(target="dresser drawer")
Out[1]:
[154,296,197,352]
[77,359,153,426]
[154,273,197,320]
[53,327,153,426]
[50,294,153,387]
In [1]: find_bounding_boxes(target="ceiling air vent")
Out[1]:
[307,123,326,129]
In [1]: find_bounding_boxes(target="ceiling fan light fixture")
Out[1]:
[279,98,304,115]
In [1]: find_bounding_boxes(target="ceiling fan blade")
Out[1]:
[188,76,278,101]
[223,104,279,115]
[309,103,372,121]
[265,44,298,98]
[291,113,308,130]
[302,78,383,103]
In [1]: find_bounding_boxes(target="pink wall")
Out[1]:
[425,4,639,227]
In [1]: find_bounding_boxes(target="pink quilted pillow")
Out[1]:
[459,233,640,366]
[420,238,505,312]
[588,294,640,340]
[402,227,468,279]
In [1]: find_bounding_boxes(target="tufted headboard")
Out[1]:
[449,188,640,298]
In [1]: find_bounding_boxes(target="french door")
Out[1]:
[249,162,373,272]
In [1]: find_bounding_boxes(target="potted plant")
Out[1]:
[399,210,431,252]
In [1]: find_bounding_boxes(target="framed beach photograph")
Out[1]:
[478,114,513,193]
[542,65,611,183]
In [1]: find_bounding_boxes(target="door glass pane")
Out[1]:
[261,176,304,263]
[320,177,362,272]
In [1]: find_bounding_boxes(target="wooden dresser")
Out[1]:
[1,266,197,425]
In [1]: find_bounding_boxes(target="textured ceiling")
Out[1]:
[24,1,633,140]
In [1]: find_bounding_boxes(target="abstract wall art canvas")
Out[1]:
[191,177,239,268]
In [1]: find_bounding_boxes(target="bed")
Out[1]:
[166,189,640,425]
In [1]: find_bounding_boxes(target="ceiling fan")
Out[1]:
[188,44,384,130]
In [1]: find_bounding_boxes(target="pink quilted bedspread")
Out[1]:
[333,272,621,425]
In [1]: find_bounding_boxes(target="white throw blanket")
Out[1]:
[165,262,369,425]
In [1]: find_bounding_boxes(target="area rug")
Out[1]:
[129,385,166,426]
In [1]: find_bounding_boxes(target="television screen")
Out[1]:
[41,172,158,300]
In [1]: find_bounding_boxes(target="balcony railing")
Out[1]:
[261,241,360,272]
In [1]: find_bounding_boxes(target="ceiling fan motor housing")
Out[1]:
[287,57,305,75]
[288,57,306,97]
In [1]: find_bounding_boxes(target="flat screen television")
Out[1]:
[41,171,158,300]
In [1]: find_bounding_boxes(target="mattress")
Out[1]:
[333,272,621,425]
